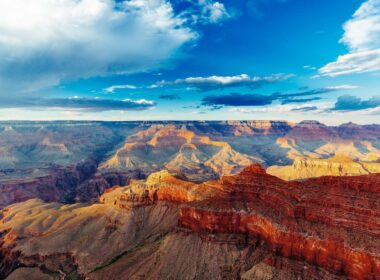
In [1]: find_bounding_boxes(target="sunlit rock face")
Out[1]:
[267,155,380,180]
[99,124,262,181]
[0,121,380,279]
[1,164,379,279]
[178,165,380,280]
[0,121,140,207]
[1,121,380,209]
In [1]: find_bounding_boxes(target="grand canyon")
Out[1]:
[0,120,379,280]
[2,0,380,279]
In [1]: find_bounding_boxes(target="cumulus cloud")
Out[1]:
[340,0,380,51]
[332,95,380,111]
[104,85,138,93]
[320,49,380,77]
[319,0,380,76]
[0,0,197,94]
[198,0,231,23]
[157,73,292,91]
[0,97,155,112]
[202,85,354,107]
[178,0,231,24]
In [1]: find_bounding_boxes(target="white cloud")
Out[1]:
[198,0,231,23]
[123,98,155,106]
[228,103,330,114]
[303,65,317,70]
[0,96,155,111]
[325,85,358,90]
[104,84,138,93]
[157,73,292,91]
[180,0,231,24]
[319,49,380,76]
[319,0,380,76]
[340,0,380,51]
[229,107,294,114]
[0,0,196,94]
[185,74,251,84]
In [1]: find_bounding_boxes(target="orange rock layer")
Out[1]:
[1,164,379,279]
[178,165,380,280]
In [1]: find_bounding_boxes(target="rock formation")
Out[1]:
[267,155,380,181]
[1,121,380,279]
[1,120,380,209]
[100,124,261,181]
[0,165,378,279]
[178,165,380,279]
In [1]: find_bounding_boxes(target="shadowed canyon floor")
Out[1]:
[0,121,380,279]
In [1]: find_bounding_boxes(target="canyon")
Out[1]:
[0,121,379,279]
[0,164,379,279]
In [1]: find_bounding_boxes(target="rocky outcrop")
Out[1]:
[0,121,139,208]
[267,155,380,180]
[1,121,380,279]
[99,124,261,181]
[215,120,295,136]
[0,159,99,208]
[178,165,380,280]
[1,120,380,207]
[99,170,221,208]
[338,122,380,140]
[1,165,379,279]
[0,198,180,279]
[285,120,339,141]
[75,170,145,203]
[0,159,144,208]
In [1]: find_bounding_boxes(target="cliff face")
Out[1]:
[211,120,295,136]
[1,121,380,279]
[267,155,380,181]
[1,121,380,209]
[0,159,99,208]
[285,120,339,141]
[99,170,221,207]
[1,165,379,279]
[177,165,380,280]
[76,170,145,203]
[0,122,138,208]
[99,124,261,181]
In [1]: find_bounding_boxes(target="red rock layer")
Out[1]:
[178,165,380,280]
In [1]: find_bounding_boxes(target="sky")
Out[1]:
[0,0,380,124]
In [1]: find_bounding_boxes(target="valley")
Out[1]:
[0,120,379,279]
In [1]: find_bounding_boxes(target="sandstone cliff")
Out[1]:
[267,155,380,181]
[1,165,379,279]
[100,124,261,181]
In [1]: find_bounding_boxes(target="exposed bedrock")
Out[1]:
[0,164,379,279]
[0,159,98,208]
[177,165,380,280]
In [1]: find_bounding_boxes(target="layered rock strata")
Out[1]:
[0,165,379,279]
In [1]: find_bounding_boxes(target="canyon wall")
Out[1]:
[1,164,379,279]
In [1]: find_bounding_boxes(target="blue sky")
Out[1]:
[0,0,379,124]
